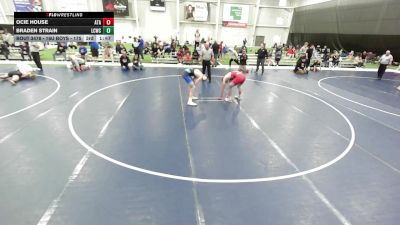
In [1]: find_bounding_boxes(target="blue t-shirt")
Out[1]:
[90,42,99,49]
[79,46,87,55]
[138,39,144,50]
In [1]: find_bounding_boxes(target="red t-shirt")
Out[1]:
[230,71,246,85]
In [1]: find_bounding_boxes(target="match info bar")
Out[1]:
[14,12,114,42]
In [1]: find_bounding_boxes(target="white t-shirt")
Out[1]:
[229,48,238,59]
[17,62,33,74]
[380,54,393,65]
[195,32,200,42]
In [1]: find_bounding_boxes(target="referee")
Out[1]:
[30,42,43,71]
[377,50,393,80]
[200,43,214,83]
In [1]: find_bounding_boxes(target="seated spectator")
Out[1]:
[120,50,130,70]
[191,48,199,63]
[53,42,67,61]
[151,42,159,57]
[332,51,340,67]
[102,45,114,63]
[164,42,171,55]
[115,40,125,54]
[171,41,177,53]
[78,43,87,59]
[144,42,151,55]
[132,54,143,70]
[20,42,31,61]
[183,51,192,64]
[89,42,100,61]
[287,45,296,58]
[177,47,184,63]
[0,42,10,60]
[361,51,368,67]
[68,42,78,49]
[347,50,355,60]
[157,42,165,58]
[354,55,364,67]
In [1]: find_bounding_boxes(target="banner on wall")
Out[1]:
[150,0,166,12]
[222,4,249,28]
[55,0,89,11]
[184,2,208,22]
[13,0,43,12]
[103,0,129,17]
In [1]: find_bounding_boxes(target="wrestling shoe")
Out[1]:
[191,96,198,100]
[224,97,233,102]
[187,101,197,106]
[234,95,241,101]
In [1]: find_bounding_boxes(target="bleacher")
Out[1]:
[151,52,178,64]
[247,53,297,66]
[0,47,23,60]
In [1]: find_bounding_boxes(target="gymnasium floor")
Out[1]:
[0,64,400,225]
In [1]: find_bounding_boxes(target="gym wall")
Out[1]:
[289,0,400,59]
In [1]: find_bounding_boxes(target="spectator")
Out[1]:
[194,29,200,49]
[78,43,88,59]
[151,41,159,58]
[138,36,145,59]
[29,42,43,70]
[255,43,267,74]
[299,42,309,55]
[191,47,199,63]
[0,35,10,60]
[332,50,340,67]
[228,47,239,68]
[287,45,296,58]
[275,47,282,66]
[361,51,367,67]
[68,42,77,49]
[219,41,224,59]
[132,54,143,70]
[157,42,165,58]
[2,30,14,47]
[200,43,214,82]
[377,50,393,80]
[177,47,184,63]
[120,50,130,70]
[316,45,321,53]
[183,51,193,64]
[132,37,139,55]
[239,48,248,72]
[20,42,31,61]
[322,48,330,67]
[115,40,125,54]
[103,45,114,63]
[212,41,219,67]
[53,42,67,61]
[89,42,99,61]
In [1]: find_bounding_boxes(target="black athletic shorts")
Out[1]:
[91,48,99,57]
[8,70,22,77]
